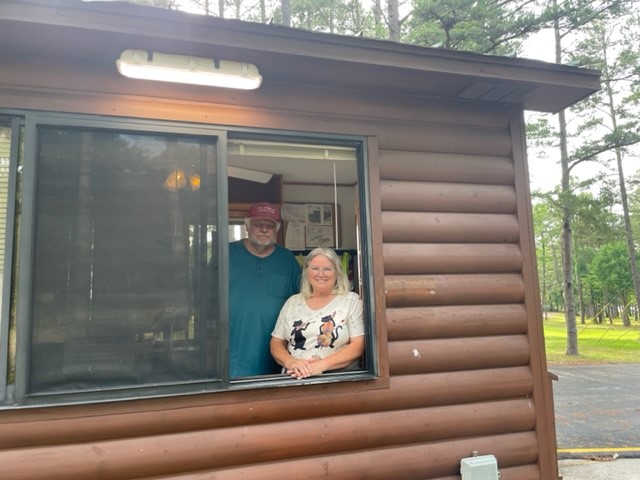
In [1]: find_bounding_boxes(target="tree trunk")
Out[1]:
[259,0,266,23]
[598,17,637,328]
[541,229,547,320]
[554,5,578,355]
[578,280,585,325]
[281,0,290,26]
[374,0,382,35]
[387,0,399,41]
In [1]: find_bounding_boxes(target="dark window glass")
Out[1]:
[29,127,219,394]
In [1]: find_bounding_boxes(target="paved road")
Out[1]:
[550,363,640,453]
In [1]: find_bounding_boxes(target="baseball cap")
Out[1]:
[248,202,280,223]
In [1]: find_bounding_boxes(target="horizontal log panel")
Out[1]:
[383,243,523,274]
[491,464,542,480]
[0,367,533,449]
[380,181,517,213]
[0,400,536,480]
[379,151,514,184]
[0,60,510,129]
[384,273,525,307]
[382,212,519,243]
[388,335,530,375]
[377,122,512,156]
[0,86,379,140]
[386,304,527,341]
[142,432,538,480]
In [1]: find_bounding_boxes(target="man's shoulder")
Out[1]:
[273,243,298,259]
[229,239,249,254]
[229,239,245,252]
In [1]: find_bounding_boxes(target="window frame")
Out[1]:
[224,129,378,390]
[0,112,380,408]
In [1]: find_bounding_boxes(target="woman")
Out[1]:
[270,247,365,379]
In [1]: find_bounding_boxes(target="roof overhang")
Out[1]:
[0,0,601,113]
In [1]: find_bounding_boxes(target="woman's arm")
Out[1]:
[311,335,364,375]
[270,336,314,378]
[270,335,364,379]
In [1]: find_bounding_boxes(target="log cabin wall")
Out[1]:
[0,80,554,480]
[0,1,597,478]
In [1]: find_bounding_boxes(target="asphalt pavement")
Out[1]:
[551,363,640,479]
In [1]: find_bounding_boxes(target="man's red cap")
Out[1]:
[248,202,281,223]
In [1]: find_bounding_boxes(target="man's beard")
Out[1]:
[249,235,274,252]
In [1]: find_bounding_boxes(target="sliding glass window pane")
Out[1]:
[0,124,9,277]
[29,126,218,394]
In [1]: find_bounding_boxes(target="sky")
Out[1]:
[520,29,639,194]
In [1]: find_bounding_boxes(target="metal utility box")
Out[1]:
[460,454,500,480]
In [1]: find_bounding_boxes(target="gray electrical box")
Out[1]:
[460,454,500,480]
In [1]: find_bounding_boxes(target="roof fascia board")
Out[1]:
[2,0,600,93]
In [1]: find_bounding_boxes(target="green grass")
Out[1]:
[543,312,640,365]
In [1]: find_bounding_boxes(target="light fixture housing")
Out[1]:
[227,166,273,184]
[116,50,262,90]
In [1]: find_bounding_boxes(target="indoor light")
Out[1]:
[116,50,262,90]
[228,166,273,184]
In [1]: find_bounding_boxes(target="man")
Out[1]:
[229,202,301,377]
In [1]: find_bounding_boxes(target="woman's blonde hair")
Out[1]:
[300,247,350,297]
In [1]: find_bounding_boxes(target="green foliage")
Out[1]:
[406,0,545,54]
[569,14,640,160]
[284,0,375,34]
[533,188,628,315]
[584,240,634,298]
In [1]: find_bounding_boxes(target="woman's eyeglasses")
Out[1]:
[308,266,335,274]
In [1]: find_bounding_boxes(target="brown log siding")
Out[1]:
[380,181,517,213]
[0,109,549,479]
[0,367,533,448]
[383,244,523,274]
[2,400,535,480]
[375,112,549,478]
[0,32,556,477]
[386,304,527,340]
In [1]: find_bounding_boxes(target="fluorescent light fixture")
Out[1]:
[228,166,273,184]
[116,50,262,90]
[227,140,357,161]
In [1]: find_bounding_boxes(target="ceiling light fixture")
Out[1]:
[116,50,262,90]
[227,140,357,161]
[228,166,273,184]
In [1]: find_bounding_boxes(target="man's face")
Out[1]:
[247,219,278,249]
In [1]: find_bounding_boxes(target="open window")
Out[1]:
[226,134,376,384]
[0,114,376,406]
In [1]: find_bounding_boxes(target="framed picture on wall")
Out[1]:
[305,225,334,248]
[282,203,339,249]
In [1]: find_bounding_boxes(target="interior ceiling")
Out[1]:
[228,154,357,185]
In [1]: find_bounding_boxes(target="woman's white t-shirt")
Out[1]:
[272,292,364,362]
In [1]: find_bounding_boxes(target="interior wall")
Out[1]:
[282,184,357,249]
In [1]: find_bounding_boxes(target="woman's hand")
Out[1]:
[271,336,321,379]
[285,358,318,379]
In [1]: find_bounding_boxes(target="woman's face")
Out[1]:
[306,254,336,294]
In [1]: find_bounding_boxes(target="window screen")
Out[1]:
[28,126,220,394]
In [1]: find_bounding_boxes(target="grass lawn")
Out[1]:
[543,312,640,365]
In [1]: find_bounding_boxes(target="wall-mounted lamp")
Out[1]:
[116,50,262,90]
[163,169,201,192]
